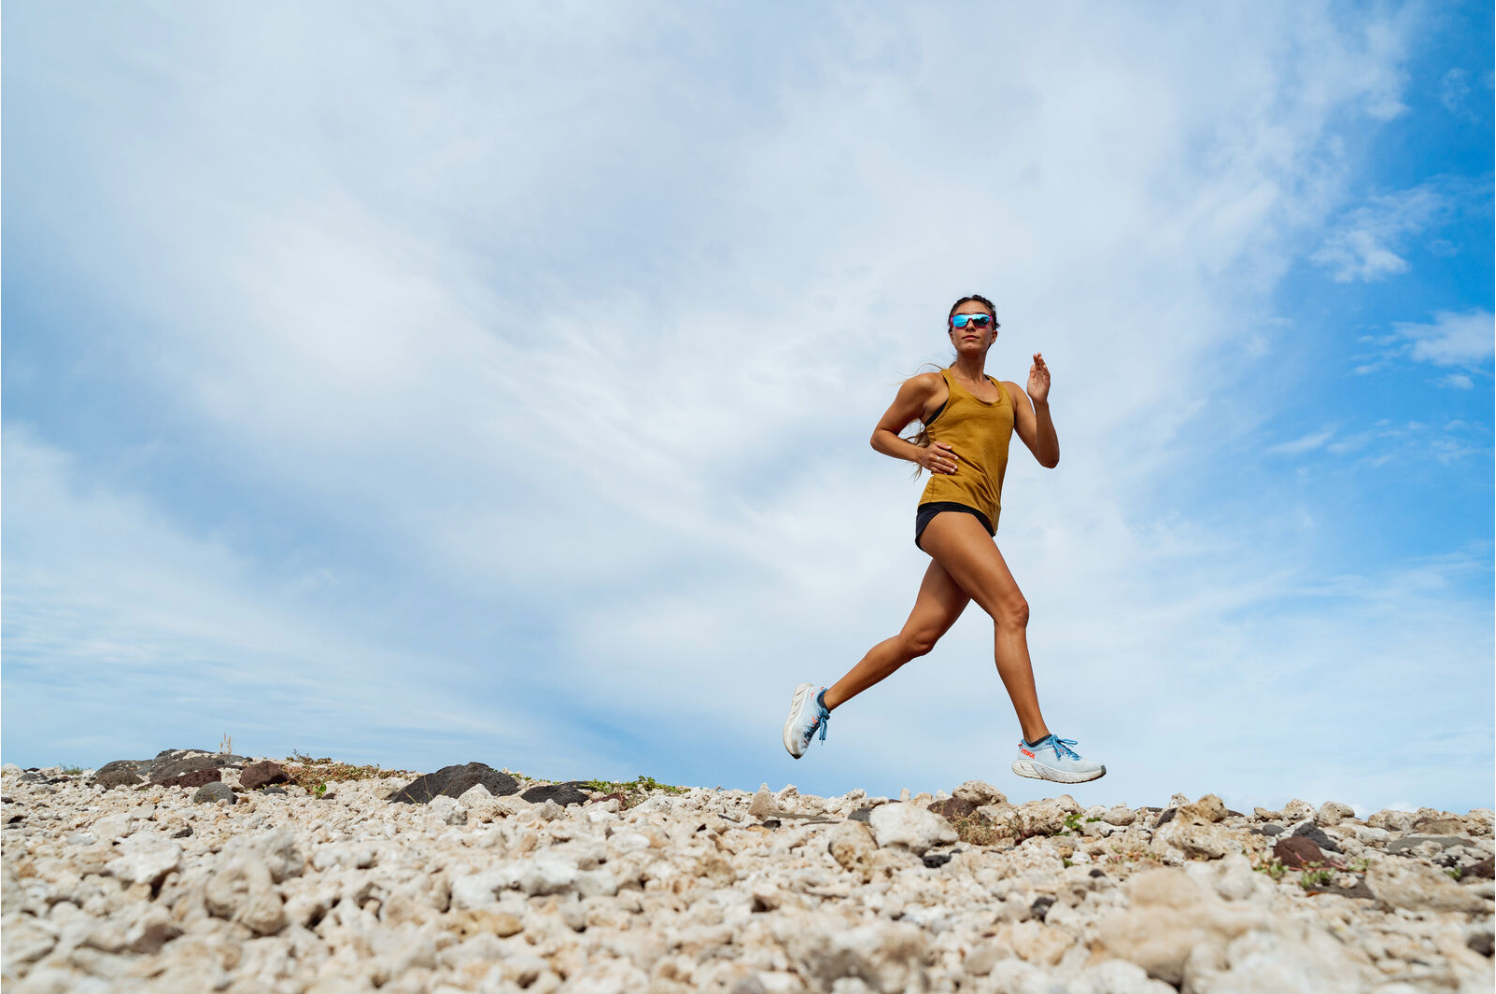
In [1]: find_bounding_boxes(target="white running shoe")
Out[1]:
[1012,734,1106,783]
[782,683,830,759]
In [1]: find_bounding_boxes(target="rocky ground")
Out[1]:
[1,750,1492,993]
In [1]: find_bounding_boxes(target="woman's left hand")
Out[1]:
[1027,353,1051,405]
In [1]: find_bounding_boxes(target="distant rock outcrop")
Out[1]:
[387,762,520,804]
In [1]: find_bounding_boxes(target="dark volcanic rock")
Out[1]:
[922,852,953,868]
[263,786,287,796]
[1274,835,1325,868]
[1466,857,1494,880]
[928,797,979,822]
[1250,824,1286,837]
[151,752,248,784]
[96,760,145,778]
[849,807,873,823]
[521,782,591,806]
[93,770,146,790]
[1030,895,1057,920]
[192,782,237,805]
[1154,808,1177,827]
[172,826,194,838]
[387,762,520,804]
[1290,823,1343,854]
[158,769,223,790]
[241,761,290,790]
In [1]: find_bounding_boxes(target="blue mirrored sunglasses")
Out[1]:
[950,313,995,329]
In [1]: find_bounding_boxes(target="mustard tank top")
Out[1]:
[918,368,1014,533]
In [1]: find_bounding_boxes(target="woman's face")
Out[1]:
[948,301,997,355]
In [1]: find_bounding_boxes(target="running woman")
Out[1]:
[782,294,1105,784]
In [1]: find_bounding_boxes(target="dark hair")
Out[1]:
[947,294,999,327]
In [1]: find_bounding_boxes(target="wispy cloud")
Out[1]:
[1266,427,1336,455]
[1311,181,1455,282]
[1439,67,1478,121]
[1394,309,1496,366]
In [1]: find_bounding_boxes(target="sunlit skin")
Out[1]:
[820,300,1062,745]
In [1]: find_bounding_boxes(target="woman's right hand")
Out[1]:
[917,442,959,475]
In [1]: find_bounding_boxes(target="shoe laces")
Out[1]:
[803,692,831,746]
[1050,737,1080,761]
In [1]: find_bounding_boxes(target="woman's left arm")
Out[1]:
[1007,352,1059,468]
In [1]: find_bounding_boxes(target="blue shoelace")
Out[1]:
[804,691,830,745]
[1050,737,1080,761]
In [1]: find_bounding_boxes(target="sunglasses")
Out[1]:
[949,314,995,330]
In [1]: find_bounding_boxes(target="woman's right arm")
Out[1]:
[869,372,959,475]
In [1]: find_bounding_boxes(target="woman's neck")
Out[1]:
[950,353,988,383]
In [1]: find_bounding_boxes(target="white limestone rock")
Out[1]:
[1365,858,1489,914]
[104,834,182,888]
[952,780,1007,807]
[204,851,287,936]
[426,795,467,826]
[868,802,957,856]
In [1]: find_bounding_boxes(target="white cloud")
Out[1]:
[1311,183,1449,281]
[1394,309,1496,366]
[1439,68,1475,120]
[1265,427,1336,455]
[0,428,552,768]
[1440,373,1474,389]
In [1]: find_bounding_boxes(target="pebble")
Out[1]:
[1,760,1491,992]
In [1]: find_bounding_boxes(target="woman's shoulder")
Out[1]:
[905,369,947,389]
[899,369,947,400]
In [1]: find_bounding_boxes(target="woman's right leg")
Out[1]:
[916,511,1050,745]
[821,559,969,711]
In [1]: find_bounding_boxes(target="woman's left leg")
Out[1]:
[822,558,970,711]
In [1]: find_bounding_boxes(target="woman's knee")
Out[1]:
[992,596,1029,630]
[897,629,942,659]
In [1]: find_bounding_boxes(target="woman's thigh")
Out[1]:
[917,511,1025,622]
[901,559,970,647]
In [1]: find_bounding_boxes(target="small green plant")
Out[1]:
[59,765,84,776]
[1061,857,1074,868]
[1445,867,1463,881]
[313,783,327,798]
[1253,856,1287,881]
[1299,868,1334,890]
[281,758,419,792]
[577,775,688,807]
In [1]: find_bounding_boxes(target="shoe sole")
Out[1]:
[1012,759,1106,783]
[782,683,816,759]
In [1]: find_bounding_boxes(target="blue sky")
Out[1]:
[4,2,1491,816]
